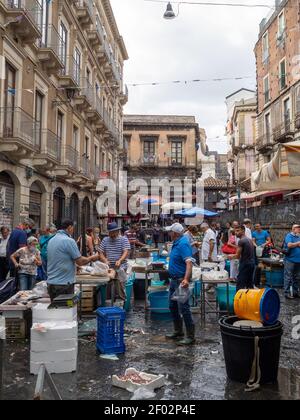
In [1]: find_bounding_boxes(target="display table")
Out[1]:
[200,277,231,321]
[259,258,284,268]
[75,275,110,319]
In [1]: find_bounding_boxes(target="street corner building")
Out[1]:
[0,0,128,234]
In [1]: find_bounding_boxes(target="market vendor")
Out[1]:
[165,223,195,346]
[228,225,255,291]
[98,222,131,302]
[47,219,100,302]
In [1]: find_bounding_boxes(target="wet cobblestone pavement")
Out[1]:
[0,292,300,400]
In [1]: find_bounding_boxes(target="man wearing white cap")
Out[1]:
[165,223,195,345]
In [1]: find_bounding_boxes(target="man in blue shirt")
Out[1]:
[284,224,300,300]
[47,219,99,301]
[252,224,271,248]
[165,223,195,346]
[7,218,35,277]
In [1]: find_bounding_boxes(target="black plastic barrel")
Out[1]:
[219,316,283,384]
[133,278,146,300]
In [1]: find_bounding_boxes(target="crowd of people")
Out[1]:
[0,216,299,302]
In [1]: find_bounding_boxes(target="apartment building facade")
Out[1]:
[255,0,300,168]
[123,115,200,201]
[227,96,257,184]
[0,0,128,233]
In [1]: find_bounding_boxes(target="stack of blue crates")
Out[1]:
[96,307,126,354]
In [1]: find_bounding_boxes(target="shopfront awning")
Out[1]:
[251,141,300,191]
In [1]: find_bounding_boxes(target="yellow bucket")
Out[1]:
[234,289,266,323]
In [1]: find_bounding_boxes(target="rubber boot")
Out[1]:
[177,325,196,346]
[165,320,184,340]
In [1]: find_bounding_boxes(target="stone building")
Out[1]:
[0,0,128,235]
[255,0,300,168]
[227,96,257,184]
[123,114,200,185]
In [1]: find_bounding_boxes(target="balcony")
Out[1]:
[87,16,105,48]
[32,129,61,170]
[2,0,42,44]
[74,0,93,29]
[120,85,128,105]
[81,156,91,178]
[97,40,111,65]
[256,133,274,152]
[65,145,79,172]
[94,165,101,182]
[139,157,158,167]
[0,107,39,157]
[37,25,65,74]
[168,158,187,168]
[58,56,81,88]
[273,119,295,143]
[74,78,94,110]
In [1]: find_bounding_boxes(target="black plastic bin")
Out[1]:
[219,316,283,384]
[133,278,146,301]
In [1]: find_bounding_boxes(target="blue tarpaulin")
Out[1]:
[175,207,219,218]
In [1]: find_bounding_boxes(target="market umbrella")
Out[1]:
[175,207,219,218]
[161,202,193,213]
[142,198,159,205]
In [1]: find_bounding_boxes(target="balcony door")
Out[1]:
[171,141,183,165]
[41,0,49,46]
[143,139,155,164]
[59,22,68,69]
[283,98,291,128]
[4,63,16,137]
[35,91,43,150]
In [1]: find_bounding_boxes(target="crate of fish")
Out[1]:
[96,307,126,354]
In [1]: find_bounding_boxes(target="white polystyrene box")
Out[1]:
[30,359,77,375]
[32,303,77,323]
[31,338,78,353]
[30,348,78,364]
[31,322,78,342]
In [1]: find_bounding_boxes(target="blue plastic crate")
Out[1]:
[96,307,126,354]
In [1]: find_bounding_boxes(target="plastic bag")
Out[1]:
[256,246,264,258]
[171,285,192,304]
[117,268,127,284]
[91,262,109,276]
[32,281,49,298]
[130,387,156,401]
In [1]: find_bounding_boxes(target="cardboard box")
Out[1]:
[31,322,78,342]
[31,338,78,352]
[30,348,78,364]
[30,360,77,375]
[32,304,77,323]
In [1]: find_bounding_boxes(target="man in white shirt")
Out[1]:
[0,226,10,282]
[201,223,218,262]
[244,219,253,240]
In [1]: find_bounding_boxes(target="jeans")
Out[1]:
[237,262,255,292]
[19,273,36,291]
[284,260,300,296]
[169,279,194,329]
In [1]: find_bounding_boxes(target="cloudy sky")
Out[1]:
[110,0,275,153]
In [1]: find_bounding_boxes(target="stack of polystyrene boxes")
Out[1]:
[30,303,78,375]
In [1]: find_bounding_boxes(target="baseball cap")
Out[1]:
[165,223,185,234]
